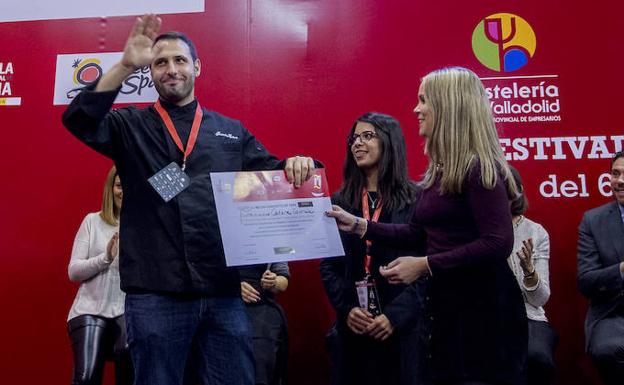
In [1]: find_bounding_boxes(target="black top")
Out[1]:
[320,190,427,332]
[63,85,285,296]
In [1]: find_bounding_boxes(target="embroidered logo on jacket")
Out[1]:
[215,131,239,140]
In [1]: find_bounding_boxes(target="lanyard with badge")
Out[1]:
[147,99,203,202]
[355,188,383,317]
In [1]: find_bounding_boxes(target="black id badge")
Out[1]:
[148,162,191,202]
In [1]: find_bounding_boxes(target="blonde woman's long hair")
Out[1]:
[421,67,517,197]
[99,166,120,226]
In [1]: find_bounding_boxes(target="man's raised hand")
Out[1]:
[95,14,162,92]
[120,14,163,71]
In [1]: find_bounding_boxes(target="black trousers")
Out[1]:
[67,314,133,385]
[326,324,402,385]
[434,320,557,385]
[588,313,624,385]
[527,320,558,385]
[436,380,524,385]
[247,304,288,385]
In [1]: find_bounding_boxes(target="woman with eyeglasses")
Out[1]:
[328,68,527,385]
[320,112,427,385]
[67,166,133,385]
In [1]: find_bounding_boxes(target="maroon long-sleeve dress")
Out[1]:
[367,164,527,385]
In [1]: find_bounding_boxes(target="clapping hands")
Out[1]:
[515,238,535,275]
[105,232,119,263]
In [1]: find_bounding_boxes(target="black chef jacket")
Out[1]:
[63,84,285,297]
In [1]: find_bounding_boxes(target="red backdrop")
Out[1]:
[0,1,621,384]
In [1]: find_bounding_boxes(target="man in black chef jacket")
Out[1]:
[63,14,316,385]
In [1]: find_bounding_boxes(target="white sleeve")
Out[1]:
[522,224,551,308]
[67,214,111,282]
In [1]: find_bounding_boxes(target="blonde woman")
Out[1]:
[67,166,132,385]
[328,67,527,385]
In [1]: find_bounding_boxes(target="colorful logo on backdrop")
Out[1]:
[72,58,103,86]
[472,13,536,72]
[54,52,158,105]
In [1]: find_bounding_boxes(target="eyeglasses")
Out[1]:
[348,130,378,146]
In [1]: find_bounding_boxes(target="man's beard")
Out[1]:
[154,77,194,104]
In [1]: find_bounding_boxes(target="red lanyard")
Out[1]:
[154,99,203,171]
[361,188,383,274]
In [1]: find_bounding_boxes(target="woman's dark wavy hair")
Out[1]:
[509,165,528,216]
[338,112,417,211]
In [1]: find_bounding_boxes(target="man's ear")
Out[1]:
[194,58,201,77]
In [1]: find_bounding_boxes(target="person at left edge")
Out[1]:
[62,14,318,385]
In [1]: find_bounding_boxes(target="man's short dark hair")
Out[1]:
[153,31,198,62]
[612,150,624,168]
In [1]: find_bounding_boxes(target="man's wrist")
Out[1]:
[118,61,138,74]
[95,63,136,92]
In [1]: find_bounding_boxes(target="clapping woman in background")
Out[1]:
[508,166,558,385]
[67,166,132,385]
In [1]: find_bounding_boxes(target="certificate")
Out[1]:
[210,168,345,266]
